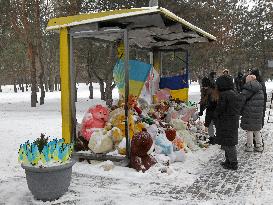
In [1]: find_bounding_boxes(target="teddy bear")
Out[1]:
[130,128,157,172]
[110,108,139,139]
[88,129,114,154]
[165,127,176,142]
[170,119,199,151]
[80,105,109,141]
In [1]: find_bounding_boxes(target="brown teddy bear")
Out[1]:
[130,128,156,172]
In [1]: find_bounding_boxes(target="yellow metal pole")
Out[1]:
[60,27,72,143]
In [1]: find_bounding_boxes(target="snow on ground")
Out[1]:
[0,81,273,205]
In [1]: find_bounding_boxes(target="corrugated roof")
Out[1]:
[46,7,216,41]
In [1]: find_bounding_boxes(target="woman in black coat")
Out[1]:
[240,74,264,152]
[215,75,240,170]
[251,69,267,127]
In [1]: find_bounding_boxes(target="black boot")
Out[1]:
[208,136,216,145]
[220,160,229,166]
[221,161,238,170]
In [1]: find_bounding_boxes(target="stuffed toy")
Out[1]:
[81,105,109,141]
[135,121,145,134]
[88,129,113,154]
[146,124,158,140]
[165,127,176,142]
[138,98,149,111]
[128,95,142,116]
[117,138,127,155]
[111,127,123,148]
[165,107,178,123]
[170,119,198,151]
[180,107,197,122]
[110,110,135,139]
[130,128,156,172]
[172,136,185,151]
[154,129,173,156]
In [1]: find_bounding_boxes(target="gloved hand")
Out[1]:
[198,111,203,116]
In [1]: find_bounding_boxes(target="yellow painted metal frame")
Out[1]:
[60,27,72,143]
[47,8,150,30]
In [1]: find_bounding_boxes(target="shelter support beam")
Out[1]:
[153,50,161,75]
[124,29,130,159]
[60,27,72,143]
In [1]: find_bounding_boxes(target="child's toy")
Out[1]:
[88,129,113,154]
[130,129,156,172]
[80,105,109,141]
[170,119,199,151]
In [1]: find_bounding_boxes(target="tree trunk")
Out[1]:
[99,81,105,100]
[54,76,58,91]
[45,77,49,92]
[38,48,45,105]
[14,82,17,93]
[29,43,37,107]
[89,82,93,99]
[49,79,54,92]
[25,83,28,91]
[105,80,114,107]
[0,85,2,92]
[39,81,45,105]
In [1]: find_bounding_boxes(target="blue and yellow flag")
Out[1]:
[113,59,152,98]
[159,74,189,101]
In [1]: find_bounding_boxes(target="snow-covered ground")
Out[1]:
[0,82,273,205]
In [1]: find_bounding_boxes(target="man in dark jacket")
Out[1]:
[215,75,240,170]
[234,71,244,93]
[199,71,217,144]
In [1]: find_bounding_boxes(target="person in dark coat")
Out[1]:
[199,71,218,144]
[215,75,240,170]
[251,69,267,128]
[208,71,217,88]
[240,75,265,152]
[234,71,244,93]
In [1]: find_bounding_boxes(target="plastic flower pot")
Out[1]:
[21,160,76,202]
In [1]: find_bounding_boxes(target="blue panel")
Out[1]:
[159,74,189,90]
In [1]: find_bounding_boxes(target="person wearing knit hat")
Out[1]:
[240,74,265,152]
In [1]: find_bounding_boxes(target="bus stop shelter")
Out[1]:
[46,6,216,160]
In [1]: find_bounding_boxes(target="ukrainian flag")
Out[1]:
[159,74,189,101]
[113,59,152,98]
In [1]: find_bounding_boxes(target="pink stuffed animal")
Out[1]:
[181,107,197,122]
[81,105,109,141]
